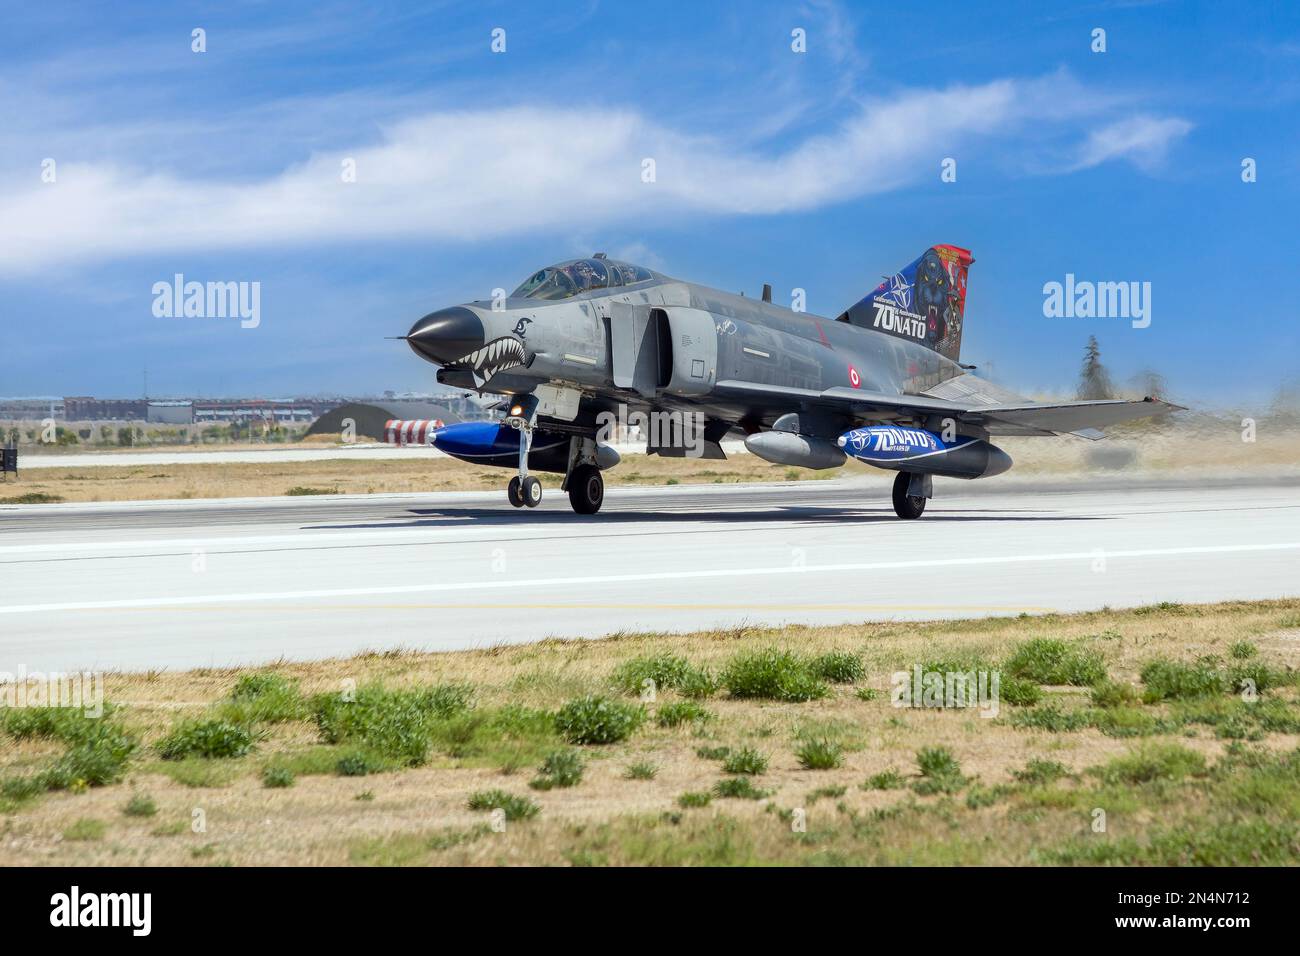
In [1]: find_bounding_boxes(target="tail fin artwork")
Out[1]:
[836,244,974,362]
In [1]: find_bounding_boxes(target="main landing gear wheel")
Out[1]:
[522,475,543,508]
[567,464,604,515]
[507,476,525,508]
[892,471,927,520]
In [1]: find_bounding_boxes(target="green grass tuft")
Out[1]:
[1013,758,1070,786]
[157,719,256,760]
[913,746,966,795]
[262,766,295,788]
[123,793,157,817]
[795,738,843,770]
[809,651,865,683]
[2,705,116,742]
[529,750,584,790]
[1009,703,1094,733]
[1004,638,1107,686]
[611,655,712,697]
[713,777,770,800]
[218,673,307,724]
[623,761,658,780]
[1090,679,1140,708]
[999,676,1044,707]
[721,648,829,702]
[656,700,713,728]
[721,746,769,775]
[555,695,645,745]
[864,768,905,790]
[336,750,388,776]
[695,745,731,761]
[1140,658,1228,701]
[311,683,473,765]
[1090,743,1206,785]
[466,789,540,821]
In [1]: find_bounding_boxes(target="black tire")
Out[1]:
[507,476,525,507]
[567,465,604,514]
[892,471,927,519]
[522,475,543,507]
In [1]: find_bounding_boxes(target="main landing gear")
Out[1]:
[892,471,931,520]
[566,463,604,514]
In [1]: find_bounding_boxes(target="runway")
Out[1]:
[2,475,1298,672]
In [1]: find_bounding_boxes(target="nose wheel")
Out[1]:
[507,475,542,508]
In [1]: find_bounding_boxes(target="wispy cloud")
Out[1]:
[1069,114,1194,172]
[0,72,1190,274]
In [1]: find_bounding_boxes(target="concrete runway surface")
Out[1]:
[2,475,1297,672]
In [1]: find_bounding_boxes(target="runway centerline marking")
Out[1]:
[2,541,1296,616]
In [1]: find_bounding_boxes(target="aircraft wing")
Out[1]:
[714,377,1183,439]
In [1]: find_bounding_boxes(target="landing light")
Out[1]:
[509,403,524,418]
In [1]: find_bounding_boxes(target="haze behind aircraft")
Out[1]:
[402,246,1180,518]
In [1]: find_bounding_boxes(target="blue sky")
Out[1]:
[1,0,1297,406]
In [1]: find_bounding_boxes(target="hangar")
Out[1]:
[304,400,465,442]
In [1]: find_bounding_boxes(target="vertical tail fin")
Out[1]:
[835,244,973,362]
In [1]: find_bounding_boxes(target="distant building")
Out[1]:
[146,400,194,424]
[192,400,318,424]
[64,397,148,421]
[0,398,63,420]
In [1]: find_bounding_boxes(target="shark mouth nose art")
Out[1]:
[449,336,527,387]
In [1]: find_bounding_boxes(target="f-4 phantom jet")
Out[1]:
[402,246,1180,518]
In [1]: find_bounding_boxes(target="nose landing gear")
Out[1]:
[507,475,542,508]
[504,396,544,508]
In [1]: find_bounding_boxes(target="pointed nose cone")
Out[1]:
[406,307,485,365]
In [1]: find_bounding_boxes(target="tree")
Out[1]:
[1077,335,1114,400]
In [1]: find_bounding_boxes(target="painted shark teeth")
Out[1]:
[450,336,526,388]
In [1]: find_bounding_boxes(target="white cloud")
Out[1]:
[0,75,1190,274]
[1070,115,1194,172]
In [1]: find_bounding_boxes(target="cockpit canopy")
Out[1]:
[511,258,655,301]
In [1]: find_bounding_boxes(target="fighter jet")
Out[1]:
[403,246,1180,518]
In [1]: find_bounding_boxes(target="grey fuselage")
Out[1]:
[410,270,966,442]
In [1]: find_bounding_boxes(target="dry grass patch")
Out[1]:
[1,599,1298,864]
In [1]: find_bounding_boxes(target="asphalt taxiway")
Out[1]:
[2,475,1297,672]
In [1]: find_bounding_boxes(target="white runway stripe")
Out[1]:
[2,541,1296,615]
